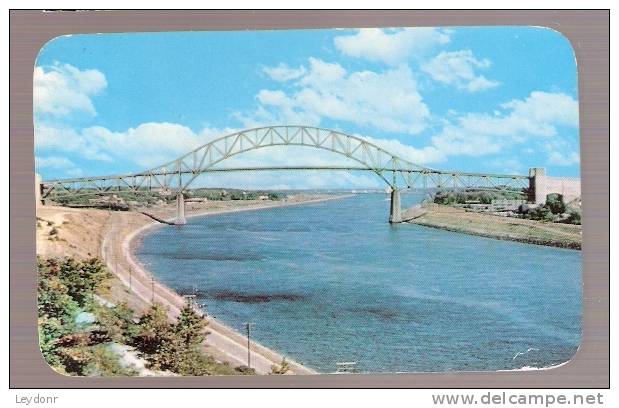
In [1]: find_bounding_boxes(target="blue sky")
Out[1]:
[34,27,580,188]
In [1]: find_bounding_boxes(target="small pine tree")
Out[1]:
[174,305,207,347]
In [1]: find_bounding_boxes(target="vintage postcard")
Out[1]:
[34,27,581,376]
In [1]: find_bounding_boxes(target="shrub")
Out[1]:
[59,344,137,377]
[235,365,257,375]
[546,193,566,214]
[563,208,581,225]
[271,358,290,375]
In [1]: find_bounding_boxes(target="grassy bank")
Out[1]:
[408,204,581,249]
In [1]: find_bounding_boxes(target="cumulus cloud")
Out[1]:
[361,135,445,165]
[81,123,209,168]
[35,122,224,168]
[241,57,430,135]
[421,49,498,92]
[547,151,580,166]
[500,91,579,130]
[36,156,76,169]
[428,91,579,159]
[35,123,114,162]
[541,138,581,167]
[33,63,107,116]
[334,28,450,65]
[35,156,83,177]
[262,63,306,81]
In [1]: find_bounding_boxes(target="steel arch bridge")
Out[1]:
[38,125,534,224]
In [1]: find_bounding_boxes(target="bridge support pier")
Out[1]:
[175,193,187,225]
[35,173,43,208]
[389,188,402,224]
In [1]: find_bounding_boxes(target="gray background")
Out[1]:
[9,10,609,388]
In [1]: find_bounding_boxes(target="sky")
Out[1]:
[33,27,580,189]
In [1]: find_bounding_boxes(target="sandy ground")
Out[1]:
[407,204,582,249]
[36,195,342,375]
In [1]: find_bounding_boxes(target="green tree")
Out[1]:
[132,304,177,369]
[564,208,581,225]
[57,258,111,305]
[174,305,207,347]
[546,193,566,215]
[95,302,140,344]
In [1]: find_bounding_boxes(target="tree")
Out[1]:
[564,208,581,225]
[546,193,566,215]
[132,304,176,369]
[47,257,111,305]
[174,305,207,347]
[95,302,139,344]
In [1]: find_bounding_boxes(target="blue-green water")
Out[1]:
[136,194,581,373]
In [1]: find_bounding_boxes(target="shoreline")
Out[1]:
[114,195,353,375]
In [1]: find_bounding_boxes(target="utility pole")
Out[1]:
[243,322,255,369]
[151,276,155,304]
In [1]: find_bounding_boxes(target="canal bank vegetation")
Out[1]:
[49,187,285,209]
[38,256,251,376]
[432,191,581,225]
[409,191,581,249]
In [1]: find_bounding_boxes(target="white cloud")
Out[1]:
[34,63,107,116]
[421,49,498,92]
[262,63,306,81]
[36,156,76,169]
[35,122,227,168]
[547,151,580,166]
[500,91,579,129]
[35,123,114,162]
[488,158,525,174]
[362,135,445,165]
[428,91,579,159]
[35,156,83,177]
[334,28,450,65]
[243,58,430,135]
[81,123,208,168]
[541,137,580,167]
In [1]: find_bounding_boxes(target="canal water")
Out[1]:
[135,194,581,373]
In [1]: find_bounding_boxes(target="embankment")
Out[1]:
[407,204,581,249]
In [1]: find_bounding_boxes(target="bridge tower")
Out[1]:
[529,167,547,204]
[175,192,187,225]
[389,187,402,224]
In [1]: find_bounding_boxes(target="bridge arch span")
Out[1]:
[143,125,432,192]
